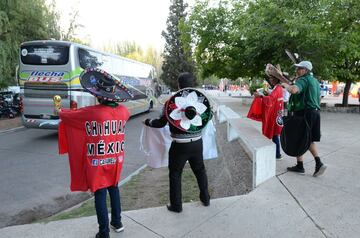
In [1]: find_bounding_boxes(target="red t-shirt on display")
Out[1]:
[58,104,130,192]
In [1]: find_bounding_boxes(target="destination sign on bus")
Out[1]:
[28,71,65,82]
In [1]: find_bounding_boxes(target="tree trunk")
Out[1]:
[342,80,352,107]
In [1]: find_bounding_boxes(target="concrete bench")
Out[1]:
[217,105,241,123]
[226,118,276,188]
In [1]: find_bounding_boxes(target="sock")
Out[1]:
[297,161,304,169]
[314,156,322,166]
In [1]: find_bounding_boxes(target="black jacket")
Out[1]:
[145,104,202,139]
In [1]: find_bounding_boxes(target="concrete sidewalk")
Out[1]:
[1,96,360,238]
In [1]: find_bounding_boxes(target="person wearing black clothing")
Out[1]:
[144,72,210,213]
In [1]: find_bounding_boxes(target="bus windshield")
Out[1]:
[20,45,69,65]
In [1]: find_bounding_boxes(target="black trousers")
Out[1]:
[168,138,209,210]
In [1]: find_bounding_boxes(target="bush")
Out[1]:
[249,84,263,95]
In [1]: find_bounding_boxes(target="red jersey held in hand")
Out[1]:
[58,104,130,192]
[261,85,284,139]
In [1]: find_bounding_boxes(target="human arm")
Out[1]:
[253,91,264,98]
[282,75,310,95]
[143,106,167,128]
[281,82,300,94]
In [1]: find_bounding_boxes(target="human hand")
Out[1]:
[254,90,264,97]
[254,92,264,98]
[142,119,150,125]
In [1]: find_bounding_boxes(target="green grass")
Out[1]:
[42,198,97,222]
[41,164,199,223]
[181,167,200,202]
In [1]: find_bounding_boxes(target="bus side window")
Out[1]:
[78,48,103,69]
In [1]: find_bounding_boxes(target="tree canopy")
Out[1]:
[103,41,163,79]
[161,0,195,91]
[0,0,83,89]
[187,0,360,105]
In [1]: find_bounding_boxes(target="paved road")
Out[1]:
[0,108,161,228]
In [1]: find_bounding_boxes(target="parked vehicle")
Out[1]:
[0,92,14,106]
[0,99,17,118]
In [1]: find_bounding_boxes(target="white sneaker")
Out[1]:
[110,222,124,232]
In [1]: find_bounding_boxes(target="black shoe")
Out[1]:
[95,232,109,238]
[201,199,210,206]
[200,194,210,206]
[166,204,182,213]
[287,165,305,174]
[110,221,124,233]
[313,163,327,177]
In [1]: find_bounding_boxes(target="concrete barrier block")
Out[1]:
[218,106,240,124]
[227,118,276,188]
[227,121,240,142]
[217,105,227,123]
[253,145,276,187]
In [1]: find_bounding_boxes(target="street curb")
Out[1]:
[44,164,148,220]
[119,164,148,187]
[0,126,25,135]
[320,106,360,114]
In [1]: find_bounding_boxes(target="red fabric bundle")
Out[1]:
[247,85,284,139]
[247,97,263,122]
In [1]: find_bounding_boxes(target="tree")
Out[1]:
[188,0,239,79]
[203,75,220,87]
[103,41,142,58]
[161,0,195,90]
[102,41,163,77]
[0,0,62,89]
[45,0,61,40]
[315,0,360,106]
[62,10,81,41]
[188,0,360,106]
[58,1,87,45]
[143,46,163,78]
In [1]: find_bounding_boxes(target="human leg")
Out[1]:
[308,111,326,177]
[94,188,110,237]
[310,142,326,177]
[168,142,188,212]
[188,139,210,206]
[272,135,282,159]
[108,185,124,232]
[309,142,319,157]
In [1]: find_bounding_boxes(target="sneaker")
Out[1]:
[110,221,124,233]
[166,204,182,213]
[313,163,327,177]
[287,165,305,174]
[276,155,283,160]
[95,232,109,238]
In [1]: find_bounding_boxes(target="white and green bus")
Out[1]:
[18,40,157,129]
